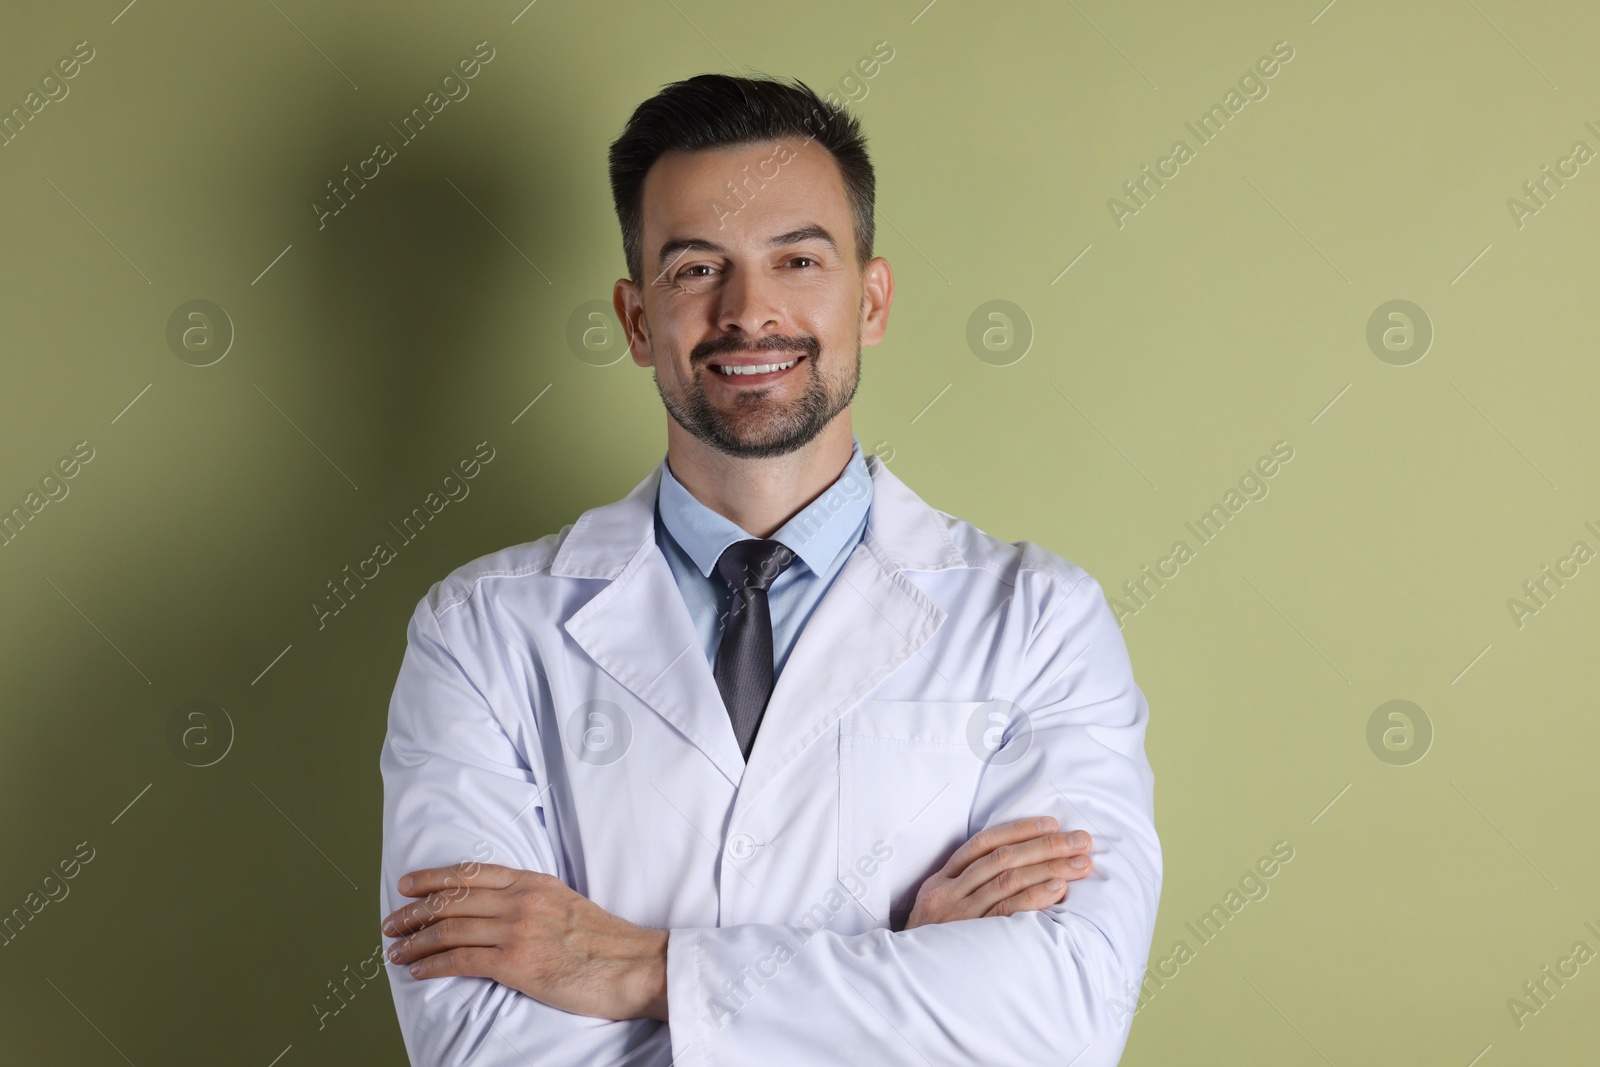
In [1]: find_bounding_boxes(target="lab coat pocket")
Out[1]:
[838,699,989,930]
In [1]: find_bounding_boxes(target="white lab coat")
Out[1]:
[379,453,1162,1066]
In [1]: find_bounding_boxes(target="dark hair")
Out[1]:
[608,73,875,285]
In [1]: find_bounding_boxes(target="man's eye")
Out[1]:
[787,256,818,269]
[681,265,714,278]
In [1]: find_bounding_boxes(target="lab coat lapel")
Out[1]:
[554,453,967,803]
[557,465,748,787]
[733,453,966,812]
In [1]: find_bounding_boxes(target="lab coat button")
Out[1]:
[726,833,755,860]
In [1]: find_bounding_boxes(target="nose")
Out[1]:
[716,263,783,340]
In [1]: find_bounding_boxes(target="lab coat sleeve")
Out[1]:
[664,571,1162,1067]
[380,592,671,1067]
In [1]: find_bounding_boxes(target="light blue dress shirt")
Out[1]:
[653,436,873,680]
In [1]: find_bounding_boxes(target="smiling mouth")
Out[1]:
[710,356,803,376]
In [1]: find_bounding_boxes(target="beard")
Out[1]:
[653,330,861,460]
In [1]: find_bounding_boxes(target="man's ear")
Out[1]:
[859,256,893,347]
[613,278,653,367]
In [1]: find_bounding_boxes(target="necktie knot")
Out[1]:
[715,538,797,595]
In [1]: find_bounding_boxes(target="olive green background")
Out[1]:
[2,0,1596,1063]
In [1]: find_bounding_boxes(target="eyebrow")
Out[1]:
[655,224,840,268]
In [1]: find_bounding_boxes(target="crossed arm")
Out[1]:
[381,573,1159,1065]
[379,816,1098,1022]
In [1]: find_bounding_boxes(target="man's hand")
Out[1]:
[381,863,669,1022]
[903,816,1094,930]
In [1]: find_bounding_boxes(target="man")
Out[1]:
[379,74,1161,1065]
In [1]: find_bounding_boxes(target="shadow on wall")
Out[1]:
[0,53,627,1062]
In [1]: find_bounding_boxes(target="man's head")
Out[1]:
[608,74,892,461]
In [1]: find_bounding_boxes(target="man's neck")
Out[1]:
[663,419,855,539]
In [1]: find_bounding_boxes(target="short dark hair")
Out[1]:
[607,73,875,286]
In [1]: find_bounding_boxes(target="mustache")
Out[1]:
[693,334,819,363]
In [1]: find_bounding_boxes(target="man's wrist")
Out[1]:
[631,927,670,1021]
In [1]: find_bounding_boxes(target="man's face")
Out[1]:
[615,139,890,460]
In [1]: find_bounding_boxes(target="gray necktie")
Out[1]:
[713,538,798,761]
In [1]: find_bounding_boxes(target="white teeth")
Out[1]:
[714,358,799,376]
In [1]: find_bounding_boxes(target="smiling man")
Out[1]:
[378,74,1161,1066]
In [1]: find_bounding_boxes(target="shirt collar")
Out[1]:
[550,447,961,581]
[656,437,874,579]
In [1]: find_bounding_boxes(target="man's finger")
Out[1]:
[382,886,504,938]
[938,817,1059,878]
[388,916,506,967]
[384,862,518,937]
[983,877,1070,919]
[952,830,1090,895]
[963,850,1093,916]
[404,944,500,982]
[398,861,517,898]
